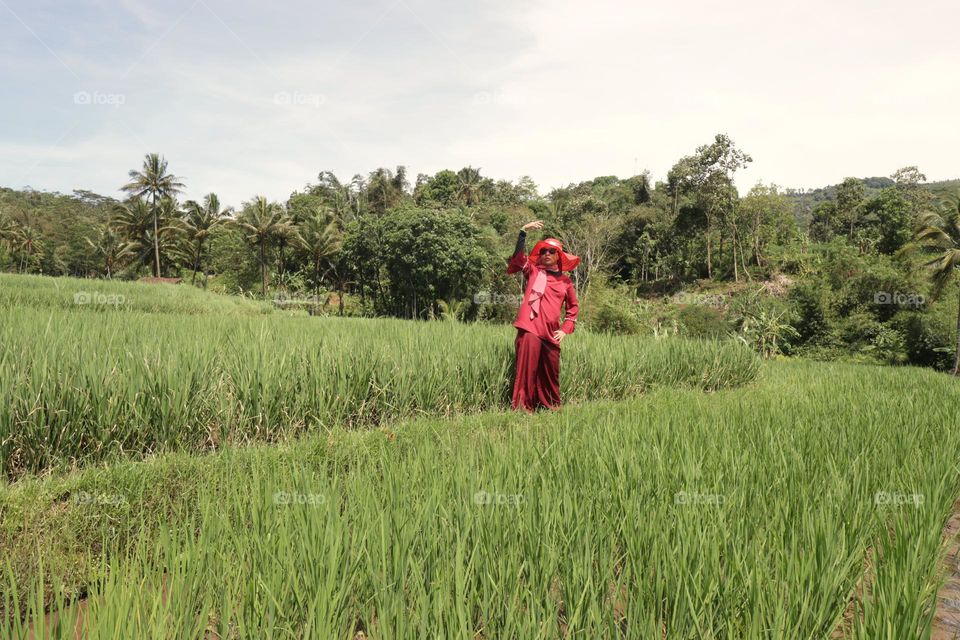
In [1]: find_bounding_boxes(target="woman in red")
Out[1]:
[506,220,580,412]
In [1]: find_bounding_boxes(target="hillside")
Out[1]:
[785,177,960,230]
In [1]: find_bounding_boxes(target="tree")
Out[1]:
[0,212,16,251]
[512,176,539,203]
[891,166,932,223]
[180,193,227,286]
[340,213,386,307]
[611,203,672,282]
[414,170,459,207]
[121,153,184,277]
[273,218,298,291]
[294,208,343,297]
[233,196,289,297]
[365,166,408,215]
[666,157,697,217]
[809,201,841,242]
[835,177,865,242]
[113,198,156,273]
[739,184,796,268]
[456,166,486,206]
[85,223,134,278]
[865,188,911,255]
[625,172,652,205]
[11,223,43,273]
[305,171,355,223]
[550,195,616,296]
[559,211,622,298]
[378,207,489,319]
[668,134,752,279]
[910,191,960,374]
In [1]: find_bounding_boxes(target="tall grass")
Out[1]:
[0,306,759,476]
[0,272,275,316]
[3,360,958,638]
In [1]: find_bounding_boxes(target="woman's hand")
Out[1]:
[521,220,543,232]
[552,329,567,343]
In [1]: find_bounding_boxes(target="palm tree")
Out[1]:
[233,196,289,297]
[273,219,298,290]
[456,166,484,206]
[294,209,343,297]
[114,197,180,275]
[11,224,43,273]
[0,212,16,251]
[121,153,184,277]
[911,192,960,375]
[113,198,153,262]
[85,224,135,278]
[350,174,366,217]
[180,193,227,286]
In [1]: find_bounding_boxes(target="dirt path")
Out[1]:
[932,496,960,640]
[830,547,874,638]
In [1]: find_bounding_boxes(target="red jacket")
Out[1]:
[507,244,579,347]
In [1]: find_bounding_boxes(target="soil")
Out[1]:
[932,496,960,640]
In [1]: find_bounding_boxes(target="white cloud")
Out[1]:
[2,0,959,205]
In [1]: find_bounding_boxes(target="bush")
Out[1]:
[894,304,956,371]
[788,281,829,345]
[674,304,731,339]
[580,280,642,335]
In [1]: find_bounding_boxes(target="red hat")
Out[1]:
[528,237,580,272]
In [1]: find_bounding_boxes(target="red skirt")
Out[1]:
[511,328,561,412]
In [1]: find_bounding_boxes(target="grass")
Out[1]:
[0,272,276,316]
[1,301,760,477]
[3,359,959,638]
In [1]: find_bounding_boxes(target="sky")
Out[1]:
[2,0,959,207]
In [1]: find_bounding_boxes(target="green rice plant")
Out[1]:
[0,272,276,316]
[0,304,759,476]
[3,359,959,637]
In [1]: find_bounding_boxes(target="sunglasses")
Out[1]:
[539,247,558,255]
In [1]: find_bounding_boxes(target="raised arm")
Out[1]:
[507,220,543,275]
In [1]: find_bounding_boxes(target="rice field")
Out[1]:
[0,291,760,476]
[3,360,960,638]
[3,274,960,638]
[0,273,276,316]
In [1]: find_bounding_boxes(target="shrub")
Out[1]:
[674,304,731,339]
